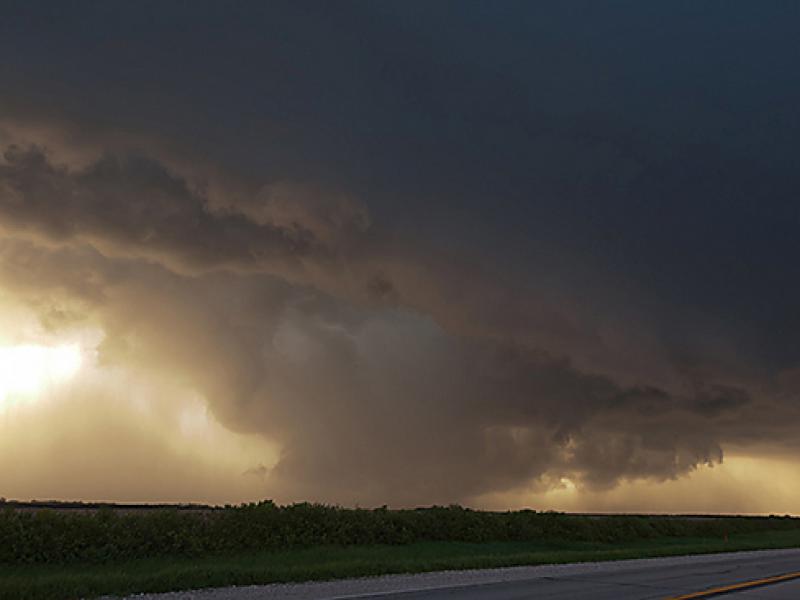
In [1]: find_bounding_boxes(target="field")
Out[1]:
[2,501,799,599]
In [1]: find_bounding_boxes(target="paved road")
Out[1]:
[123,548,800,600]
[730,578,800,598]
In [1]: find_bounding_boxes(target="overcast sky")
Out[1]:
[1,1,799,512]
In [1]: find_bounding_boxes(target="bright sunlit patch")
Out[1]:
[0,344,82,406]
[559,477,577,491]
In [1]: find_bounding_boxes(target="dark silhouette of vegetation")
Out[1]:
[1,501,798,565]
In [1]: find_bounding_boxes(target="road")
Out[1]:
[123,548,800,600]
[728,578,800,598]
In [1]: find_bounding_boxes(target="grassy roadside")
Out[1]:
[3,529,800,600]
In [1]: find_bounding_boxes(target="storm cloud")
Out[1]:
[0,1,799,508]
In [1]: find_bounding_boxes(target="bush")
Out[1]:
[1,502,797,565]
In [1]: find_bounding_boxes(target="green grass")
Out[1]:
[3,529,800,600]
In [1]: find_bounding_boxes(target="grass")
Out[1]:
[3,529,800,600]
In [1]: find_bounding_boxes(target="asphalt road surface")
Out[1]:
[123,548,800,600]
[729,578,800,598]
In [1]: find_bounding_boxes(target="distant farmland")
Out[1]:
[0,499,219,514]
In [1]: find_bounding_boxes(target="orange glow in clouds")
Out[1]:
[0,344,82,408]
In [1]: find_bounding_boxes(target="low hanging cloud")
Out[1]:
[1,124,799,508]
[0,145,321,273]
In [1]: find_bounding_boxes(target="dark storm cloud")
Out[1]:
[1,1,800,504]
[0,227,789,504]
[0,146,320,272]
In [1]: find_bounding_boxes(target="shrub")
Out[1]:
[1,503,797,565]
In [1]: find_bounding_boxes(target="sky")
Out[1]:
[0,1,799,513]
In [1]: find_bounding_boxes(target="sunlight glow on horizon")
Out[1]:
[0,344,82,407]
